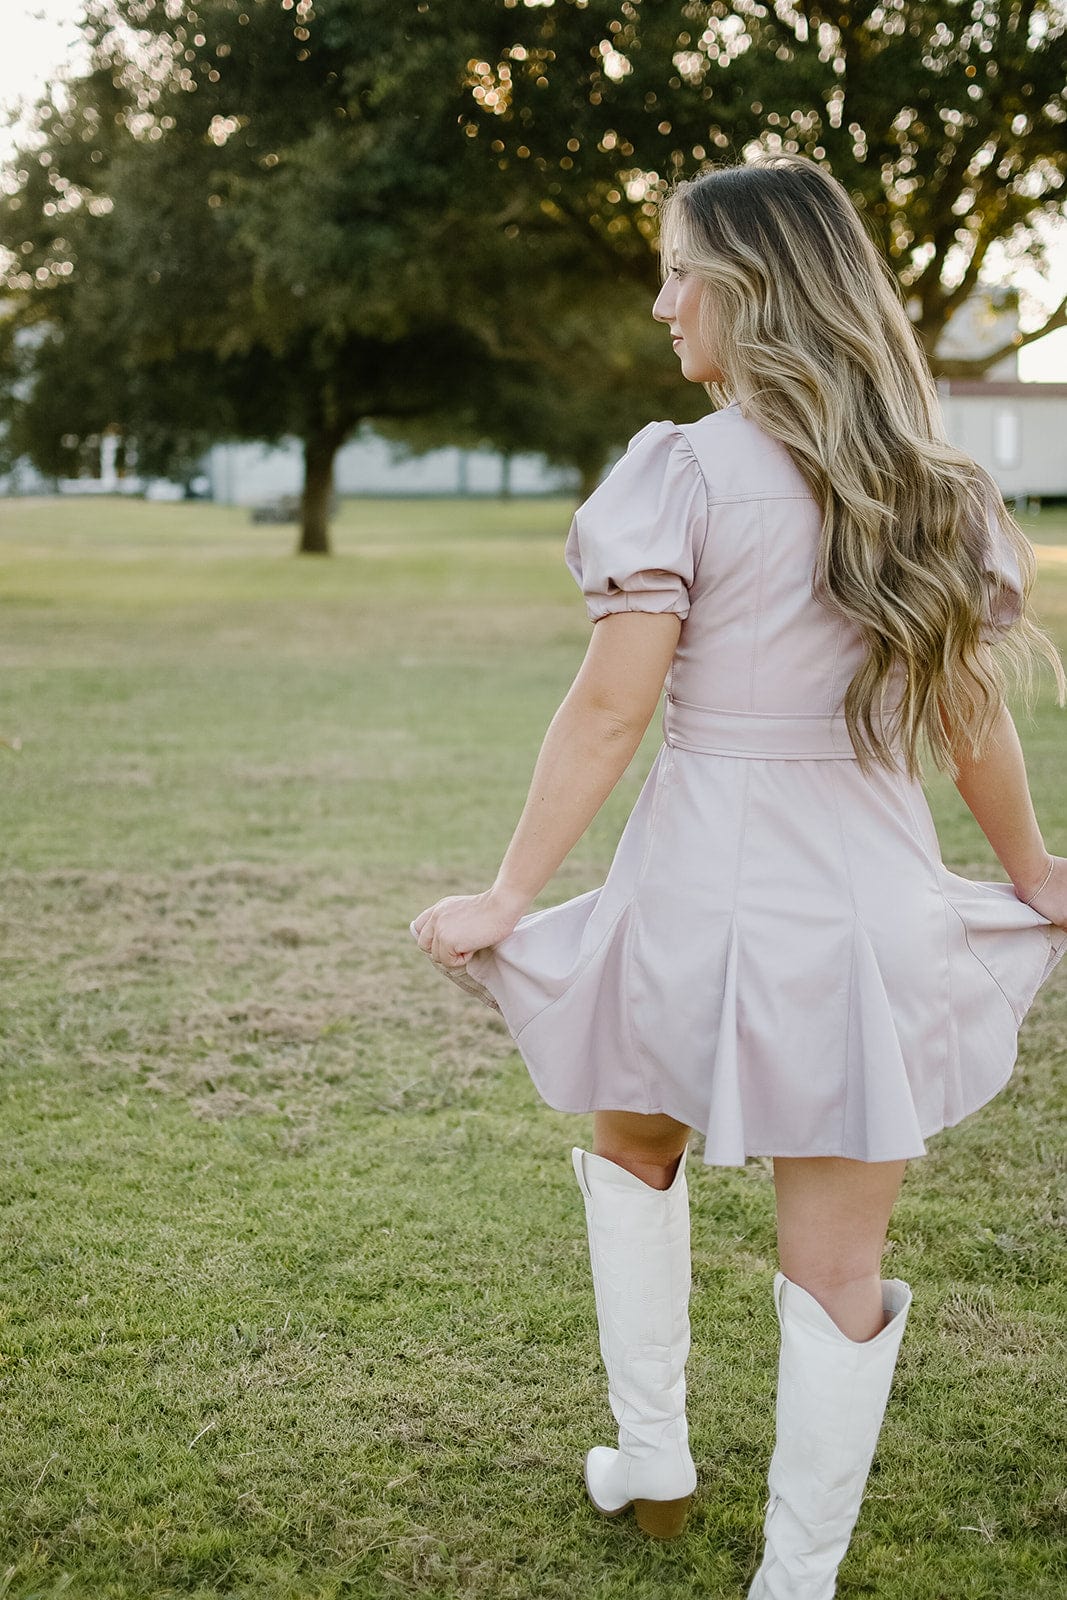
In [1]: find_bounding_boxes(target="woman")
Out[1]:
[409,154,1067,1597]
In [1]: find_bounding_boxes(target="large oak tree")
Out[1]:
[2,1,512,551]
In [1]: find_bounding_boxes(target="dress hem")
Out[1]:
[503,1052,1034,1168]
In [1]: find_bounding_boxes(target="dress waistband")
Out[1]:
[662,695,862,760]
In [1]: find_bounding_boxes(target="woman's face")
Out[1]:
[652,265,725,385]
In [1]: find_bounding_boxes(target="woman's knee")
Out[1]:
[772,1154,907,1287]
[592,1109,692,1187]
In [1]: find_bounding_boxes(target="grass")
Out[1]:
[0,493,1065,1600]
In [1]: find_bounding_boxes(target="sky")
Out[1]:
[3,0,1066,382]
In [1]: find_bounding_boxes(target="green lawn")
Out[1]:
[1008,501,1067,544]
[0,494,1065,1600]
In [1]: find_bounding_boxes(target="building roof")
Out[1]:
[935,379,1067,398]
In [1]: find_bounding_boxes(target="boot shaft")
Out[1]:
[572,1145,697,1512]
[748,1272,913,1600]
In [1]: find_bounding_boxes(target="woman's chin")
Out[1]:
[678,355,718,384]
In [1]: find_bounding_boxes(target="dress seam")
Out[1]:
[730,761,751,906]
[942,891,1029,1025]
[824,618,845,715]
[749,503,765,710]
[893,785,1029,1025]
[707,492,814,506]
[669,696,851,720]
[723,762,751,1120]
[895,781,957,1119]
[672,429,714,577]
[622,743,677,1111]
[826,764,859,1149]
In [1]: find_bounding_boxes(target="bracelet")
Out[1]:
[1023,855,1055,908]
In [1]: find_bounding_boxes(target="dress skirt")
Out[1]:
[446,703,1066,1167]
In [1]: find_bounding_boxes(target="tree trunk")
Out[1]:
[499,452,513,500]
[298,431,343,556]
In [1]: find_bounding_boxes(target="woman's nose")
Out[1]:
[651,284,673,322]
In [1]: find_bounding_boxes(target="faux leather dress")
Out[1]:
[413,403,1066,1165]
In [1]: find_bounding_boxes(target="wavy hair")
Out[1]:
[658,154,1065,783]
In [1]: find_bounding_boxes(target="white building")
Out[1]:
[3,287,1065,502]
[934,379,1067,499]
[201,379,1067,507]
[925,283,1022,380]
[204,426,576,504]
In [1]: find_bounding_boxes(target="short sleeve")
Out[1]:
[563,421,709,623]
[977,493,1025,644]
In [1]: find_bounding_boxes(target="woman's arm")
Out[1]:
[491,610,683,915]
[412,611,683,968]
[938,697,1052,901]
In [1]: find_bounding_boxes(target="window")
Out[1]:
[992,409,1021,468]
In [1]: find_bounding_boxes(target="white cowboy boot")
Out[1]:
[747,1270,913,1599]
[571,1144,697,1539]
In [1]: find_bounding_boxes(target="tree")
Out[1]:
[378,259,710,503]
[1,0,509,553]
[454,0,1067,371]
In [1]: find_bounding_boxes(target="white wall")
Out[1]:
[206,425,577,504]
[936,385,1067,496]
[6,389,1064,502]
[204,393,1067,505]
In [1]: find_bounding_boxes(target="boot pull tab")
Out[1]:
[572,1146,593,1198]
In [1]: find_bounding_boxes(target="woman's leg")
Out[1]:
[747,1155,913,1600]
[593,1108,692,1190]
[772,1155,907,1339]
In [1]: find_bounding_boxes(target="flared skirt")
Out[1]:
[451,743,1064,1165]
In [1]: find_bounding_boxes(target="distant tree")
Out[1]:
[379,262,708,502]
[0,0,506,553]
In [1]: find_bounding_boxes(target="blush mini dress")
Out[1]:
[419,402,1067,1166]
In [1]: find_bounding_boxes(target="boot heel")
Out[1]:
[633,1493,693,1539]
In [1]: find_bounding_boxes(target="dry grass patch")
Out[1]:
[0,860,516,1133]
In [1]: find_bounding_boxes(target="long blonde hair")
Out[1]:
[658,155,1065,782]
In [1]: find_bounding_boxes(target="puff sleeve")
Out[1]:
[978,493,1025,644]
[563,421,709,623]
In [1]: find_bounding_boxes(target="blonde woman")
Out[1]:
[410,154,1067,1597]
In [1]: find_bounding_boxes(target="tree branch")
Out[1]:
[983,287,1067,366]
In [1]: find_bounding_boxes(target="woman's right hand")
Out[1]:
[1015,854,1067,930]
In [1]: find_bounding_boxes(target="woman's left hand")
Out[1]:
[409,887,529,969]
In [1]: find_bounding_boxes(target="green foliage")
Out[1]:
[456,0,1067,367]
[1,1,506,546]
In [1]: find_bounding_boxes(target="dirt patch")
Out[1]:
[938,1286,1052,1359]
[0,861,515,1126]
